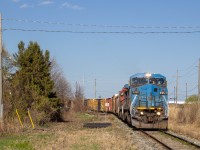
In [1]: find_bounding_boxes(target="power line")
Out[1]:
[2,28,200,34]
[179,59,199,77]
[181,68,198,78]
[180,85,198,93]
[3,18,200,29]
[181,59,199,72]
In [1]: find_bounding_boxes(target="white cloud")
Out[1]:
[20,4,28,8]
[39,1,54,6]
[61,2,84,10]
[20,4,34,8]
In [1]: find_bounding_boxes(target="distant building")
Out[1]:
[168,100,185,104]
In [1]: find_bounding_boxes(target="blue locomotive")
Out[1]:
[118,73,168,129]
[85,72,169,129]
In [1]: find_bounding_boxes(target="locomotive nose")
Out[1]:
[147,84,159,95]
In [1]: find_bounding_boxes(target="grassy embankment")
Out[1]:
[169,104,200,140]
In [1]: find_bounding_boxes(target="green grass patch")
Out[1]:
[0,135,33,150]
[79,136,88,142]
[36,133,53,140]
[8,140,33,150]
[76,113,95,121]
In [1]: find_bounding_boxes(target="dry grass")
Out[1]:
[1,112,137,149]
[7,106,200,149]
[169,104,200,140]
[0,115,42,137]
[0,118,23,136]
[33,113,136,150]
[35,126,134,150]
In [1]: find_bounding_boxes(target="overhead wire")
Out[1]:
[2,18,200,34]
[3,28,200,34]
[179,85,198,93]
[3,18,200,29]
[180,59,198,77]
[168,59,199,100]
[181,59,198,72]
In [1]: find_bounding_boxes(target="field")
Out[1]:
[168,104,200,140]
[0,104,200,149]
[0,112,139,150]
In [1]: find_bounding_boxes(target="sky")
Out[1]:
[0,0,200,102]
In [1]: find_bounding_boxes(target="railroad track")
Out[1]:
[160,131,200,149]
[139,130,200,150]
[140,130,173,150]
[116,115,200,150]
[89,113,200,149]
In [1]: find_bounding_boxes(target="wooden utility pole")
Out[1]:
[176,70,179,104]
[198,58,200,102]
[186,83,188,101]
[0,13,3,121]
[82,74,85,105]
[174,86,176,103]
[94,79,96,99]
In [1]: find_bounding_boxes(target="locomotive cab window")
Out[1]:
[149,78,166,87]
[131,78,148,86]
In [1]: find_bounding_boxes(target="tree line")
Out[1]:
[3,41,84,125]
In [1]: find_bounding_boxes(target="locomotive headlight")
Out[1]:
[140,112,144,115]
[157,112,161,116]
[132,88,140,94]
[145,73,151,78]
[160,89,167,95]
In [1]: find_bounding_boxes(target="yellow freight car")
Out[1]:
[85,98,106,112]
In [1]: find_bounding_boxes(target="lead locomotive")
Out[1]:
[117,73,168,129]
[85,73,169,130]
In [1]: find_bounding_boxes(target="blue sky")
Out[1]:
[1,0,200,101]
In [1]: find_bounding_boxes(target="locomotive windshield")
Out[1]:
[149,78,166,87]
[131,77,167,87]
[131,77,148,86]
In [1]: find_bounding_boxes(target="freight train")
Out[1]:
[85,73,168,130]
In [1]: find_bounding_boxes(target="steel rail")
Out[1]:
[161,131,200,149]
[140,130,173,150]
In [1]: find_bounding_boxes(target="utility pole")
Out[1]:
[82,74,85,105]
[0,13,3,121]
[94,79,96,99]
[174,86,176,103]
[176,69,179,104]
[186,83,188,101]
[198,58,200,102]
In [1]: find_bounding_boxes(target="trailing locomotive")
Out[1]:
[85,73,168,130]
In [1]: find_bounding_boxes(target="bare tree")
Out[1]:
[73,82,84,112]
[50,58,72,111]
